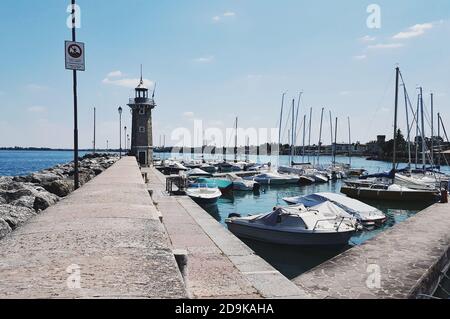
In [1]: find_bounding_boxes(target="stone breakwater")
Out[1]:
[0,154,118,239]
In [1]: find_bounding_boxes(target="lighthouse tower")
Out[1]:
[127,69,156,166]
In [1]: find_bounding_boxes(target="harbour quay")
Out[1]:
[0,156,448,299]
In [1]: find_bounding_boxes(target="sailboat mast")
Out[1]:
[317,108,324,166]
[308,108,312,163]
[334,117,338,165]
[402,83,412,170]
[294,92,302,153]
[438,112,441,169]
[392,67,400,172]
[420,87,426,171]
[329,111,333,158]
[430,93,434,167]
[415,94,420,169]
[291,99,295,166]
[348,117,352,167]
[234,117,238,163]
[278,93,286,154]
[302,114,307,162]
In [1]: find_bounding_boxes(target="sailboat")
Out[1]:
[340,67,440,202]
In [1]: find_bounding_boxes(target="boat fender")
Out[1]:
[228,213,241,218]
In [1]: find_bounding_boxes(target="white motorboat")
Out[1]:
[225,202,357,246]
[283,192,387,226]
[186,168,212,178]
[225,173,260,191]
[186,183,222,205]
[250,172,299,185]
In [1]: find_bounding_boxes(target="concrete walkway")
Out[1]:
[145,167,309,299]
[0,158,187,299]
[293,202,450,299]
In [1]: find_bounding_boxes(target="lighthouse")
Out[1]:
[127,68,156,166]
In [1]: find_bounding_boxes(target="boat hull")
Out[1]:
[226,222,354,246]
[340,186,439,202]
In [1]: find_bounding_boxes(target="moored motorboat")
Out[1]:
[340,183,440,202]
[283,192,387,226]
[186,183,222,205]
[225,203,357,246]
[250,172,299,185]
[225,173,260,191]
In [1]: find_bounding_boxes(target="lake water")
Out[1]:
[0,150,91,176]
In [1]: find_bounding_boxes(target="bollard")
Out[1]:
[173,249,188,280]
[441,189,448,204]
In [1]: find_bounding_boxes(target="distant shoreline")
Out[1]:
[0,148,116,152]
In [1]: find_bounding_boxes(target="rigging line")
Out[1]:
[400,72,438,170]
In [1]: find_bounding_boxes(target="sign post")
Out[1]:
[65,0,85,190]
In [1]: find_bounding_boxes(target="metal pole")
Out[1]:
[415,94,419,169]
[334,117,338,165]
[302,114,306,162]
[317,108,324,166]
[431,93,434,166]
[403,84,412,170]
[278,93,286,157]
[119,109,122,159]
[392,67,400,172]
[93,107,96,154]
[438,113,441,170]
[71,0,79,189]
[234,117,238,163]
[348,117,352,167]
[124,127,127,153]
[420,87,426,171]
[308,107,312,163]
[291,99,295,166]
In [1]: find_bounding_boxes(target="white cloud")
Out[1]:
[194,56,214,63]
[392,23,434,40]
[27,106,47,113]
[106,70,123,78]
[212,11,237,22]
[367,43,404,50]
[353,54,367,60]
[359,35,376,42]
[102,72,154,88]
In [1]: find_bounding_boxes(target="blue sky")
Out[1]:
[0,0,449,148]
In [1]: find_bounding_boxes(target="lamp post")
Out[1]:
[124,126,127,154]
[118,106,123,158]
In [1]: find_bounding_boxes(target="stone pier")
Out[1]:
[0,157,186,298]
[293,201,450,299]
